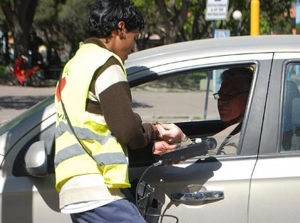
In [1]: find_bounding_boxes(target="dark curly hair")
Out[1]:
[87,0,145,38]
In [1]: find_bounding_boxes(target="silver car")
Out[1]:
[1,35,300,223]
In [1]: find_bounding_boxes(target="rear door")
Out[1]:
[129,53,273,223]
[249,53,300,223]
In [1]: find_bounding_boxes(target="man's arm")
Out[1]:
[95,59,155,149]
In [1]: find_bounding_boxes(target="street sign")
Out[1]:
[214,29,230,38]
[205,0,229,21]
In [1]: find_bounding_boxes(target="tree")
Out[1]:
[1,0,294,64]
[154,0,191,44]
[134,0,164,49]
[0,0,66,60]
[0,0,38,57]
[136,0,295,45]
[260,0,293,34]
[135,0,205,45]
[57,0,95,57]
[34,0,94,61]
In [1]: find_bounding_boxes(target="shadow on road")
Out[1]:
[132,101,152,109]
[0,95,50,110]
[0,78,57,87]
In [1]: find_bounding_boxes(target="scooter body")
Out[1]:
[9,55,45,87]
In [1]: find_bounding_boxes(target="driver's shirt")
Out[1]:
[208,122,240,155]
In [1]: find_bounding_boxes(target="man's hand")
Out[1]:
[156,123,185,144]
[153,141,177,155]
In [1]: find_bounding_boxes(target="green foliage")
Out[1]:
[0,65,8,78]
[0,0,295,60]
[260,0,293,34]
[58,0,95,32]
[0,0,10,4]
[260,16,272,34]
[296,23,300,34]
[33,0,95,59]
[135,0,161,32]
[34,0,56,21]
[177,71,206,86]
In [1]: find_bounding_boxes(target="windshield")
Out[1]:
[0,96,54,136]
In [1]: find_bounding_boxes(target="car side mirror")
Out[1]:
[24,140,48,178]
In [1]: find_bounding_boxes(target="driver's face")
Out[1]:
[217,76,249,123]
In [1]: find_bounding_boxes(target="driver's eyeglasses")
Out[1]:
[213,91,249,100]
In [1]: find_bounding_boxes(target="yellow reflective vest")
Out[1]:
[55,43,130,192]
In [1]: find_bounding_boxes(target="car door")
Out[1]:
[129,53,273,223]
[248,53,300,223]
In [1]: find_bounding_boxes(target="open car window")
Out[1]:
[130,64,256,160]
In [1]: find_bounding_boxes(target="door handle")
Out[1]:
[171,190,224,203]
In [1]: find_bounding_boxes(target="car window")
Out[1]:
[131,69,221,123]
[281,63,300,151]
[131,64,256,156]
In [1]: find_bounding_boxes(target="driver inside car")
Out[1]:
[154,67,253,156]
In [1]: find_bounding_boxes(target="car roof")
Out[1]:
[125,35,300,74]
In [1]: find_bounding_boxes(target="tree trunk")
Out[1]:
[155,0,191,44]
[1,0,38,58]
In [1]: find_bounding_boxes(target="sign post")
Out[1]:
[203,0,229,119]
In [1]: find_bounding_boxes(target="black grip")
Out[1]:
[159,138,217,165]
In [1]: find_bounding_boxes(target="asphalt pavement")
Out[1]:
[0,78,56,123]
[0,78,218,124]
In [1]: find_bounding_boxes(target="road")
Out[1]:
[0,79,56,123]
[0,78,218,124]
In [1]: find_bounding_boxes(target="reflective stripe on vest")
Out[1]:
[55,123,127,166]
[55,144,127,165]
[54,142,127,166]
[56,121,109,144]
